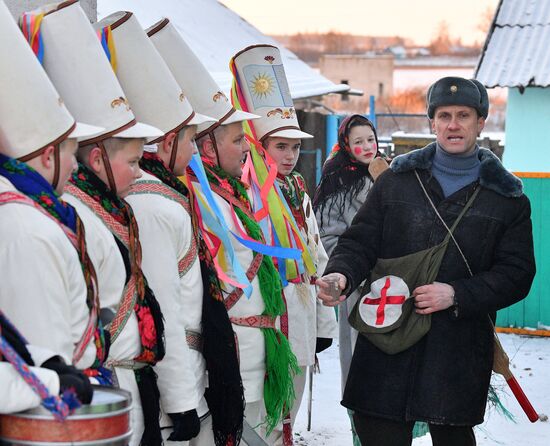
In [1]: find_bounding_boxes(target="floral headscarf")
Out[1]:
[313,115,381,223]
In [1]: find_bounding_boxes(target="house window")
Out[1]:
[378,82,384,97]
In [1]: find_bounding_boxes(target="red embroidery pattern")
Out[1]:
[128,181,198,277]
[223,252,264,311]
[0,191,98,364]
[65,184,129,245]
[185,329,203,353]
[230,315,276,329]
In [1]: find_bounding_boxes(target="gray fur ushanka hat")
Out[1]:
[427,76,489,119]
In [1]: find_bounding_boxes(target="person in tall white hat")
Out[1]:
[0,118,94,413]
[21,2,167,445]
[0,0,106,408]
[146,17,249,446]
[95,10,215,445]
[149,20,299,445]
[230,44,337,445]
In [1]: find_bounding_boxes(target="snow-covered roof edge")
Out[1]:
[97,0,350,99]
[475,0,550,88]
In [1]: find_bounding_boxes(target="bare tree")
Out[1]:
[429,21,452,55]
[477,6,496,35]
[323,30,354,54]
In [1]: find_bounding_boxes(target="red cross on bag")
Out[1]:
[363,277,407,325]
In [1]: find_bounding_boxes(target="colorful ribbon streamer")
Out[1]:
[0,310,80,420]
[20,12,45,64]
[97,25,117,72]
[229,59,315,282]
[187,155,302,296]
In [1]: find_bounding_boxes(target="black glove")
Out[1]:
[168,409,201,441]
[42,357,93,404]
[315,337,333,354]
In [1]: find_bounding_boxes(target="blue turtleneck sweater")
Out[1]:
[431,143,480,198]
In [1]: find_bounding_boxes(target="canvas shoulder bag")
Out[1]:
[348,170,480,354]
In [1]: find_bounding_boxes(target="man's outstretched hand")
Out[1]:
[317,273,347,307]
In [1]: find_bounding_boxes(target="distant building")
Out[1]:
[319,54,394,111]
[394,56,477,91]
[476,0,550,329]
[383,45,407,59]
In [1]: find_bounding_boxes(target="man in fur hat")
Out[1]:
[318,76,535,445]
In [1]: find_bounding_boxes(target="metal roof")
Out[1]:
[475,0,550,88]
[97,0,350,100]
[496,0,550,26]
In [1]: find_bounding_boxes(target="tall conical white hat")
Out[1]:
[0,0,101,160]
[146,18,258,139]
[95,11,214,144]
[24,0,162,145]
[231,44,312,141]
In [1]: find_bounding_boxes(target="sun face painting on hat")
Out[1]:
[229,44,316,283]
[22,0,163,194]
[230,44,312,141]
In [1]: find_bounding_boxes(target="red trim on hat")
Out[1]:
[260,125,302,142]
[148,111,196,145]
[146,18,170,37]
[42,0,78,16]
[232,43,278,61]
[18,122,76,162]
[105,11,133,31]
[78,119,136,146]
[195,108,237,140]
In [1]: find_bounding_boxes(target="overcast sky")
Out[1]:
[221,0,500,45]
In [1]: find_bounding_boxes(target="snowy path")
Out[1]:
[293,333,550,445]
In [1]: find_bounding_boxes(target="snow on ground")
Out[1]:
[293,333,550,445]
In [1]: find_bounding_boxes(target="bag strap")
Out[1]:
[414,170,479,276]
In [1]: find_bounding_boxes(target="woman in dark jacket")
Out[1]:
[317,77,536,446]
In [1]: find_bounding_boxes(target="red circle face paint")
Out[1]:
[353,147,363,155]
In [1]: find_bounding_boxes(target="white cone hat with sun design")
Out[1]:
[95,12,215,144]
[0,0,101,160]
[22,0,162,145]
[231,44,313,141]
[146,18,258,138]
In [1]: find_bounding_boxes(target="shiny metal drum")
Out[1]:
[0,386,132,446]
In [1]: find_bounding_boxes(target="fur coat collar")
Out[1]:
[390,142,523,198]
